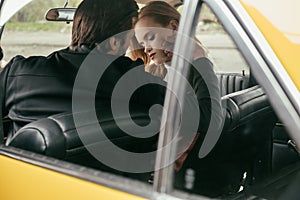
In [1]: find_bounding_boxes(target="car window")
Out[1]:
[197,4,249,74]
[169,2,300,199]
[177,3,249,75]
[1,0,81,62]
[167,3,253,197]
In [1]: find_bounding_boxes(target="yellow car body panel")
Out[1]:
[0,155,147,200]
[240,0,300,90]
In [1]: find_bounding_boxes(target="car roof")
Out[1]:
[240,0,300,90]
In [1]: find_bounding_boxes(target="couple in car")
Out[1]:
[0,0,222,188]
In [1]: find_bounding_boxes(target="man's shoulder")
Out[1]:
[5,53,57,76]
[8,48,68,68]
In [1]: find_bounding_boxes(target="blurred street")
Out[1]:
[2,31,248,73]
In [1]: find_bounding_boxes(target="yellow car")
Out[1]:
[0,0,299,199]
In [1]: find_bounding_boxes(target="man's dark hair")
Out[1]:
[70,0,138,50]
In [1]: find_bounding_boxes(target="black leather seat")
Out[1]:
[174,85,277,197]
[6,106,161,180]
[7,73,272,196]
[7,72,250,159]
[218,85,276,162]
[216,72,250,96]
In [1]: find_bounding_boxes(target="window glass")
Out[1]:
[177,3,249,74]
[196,4,249,74]
[171,3,300,199]
[1,0,81,62]
[169,3,253,198]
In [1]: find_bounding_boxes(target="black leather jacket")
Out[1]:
[0,48,166,135]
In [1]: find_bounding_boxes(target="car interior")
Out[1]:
[1,0,300,199]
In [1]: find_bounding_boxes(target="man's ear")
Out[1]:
[168,19,179,31]
[108,37,121,54]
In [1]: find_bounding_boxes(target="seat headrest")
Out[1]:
[216,73,250,96]
[221,85,272,131]
[6,107,161,159]
[6,117,66,158]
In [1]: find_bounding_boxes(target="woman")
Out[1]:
[133,1,224,195]
[133,1,208,79]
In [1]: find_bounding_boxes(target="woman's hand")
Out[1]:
[161,31,207,62]
[161,30,176,59]
[193,43,207,60]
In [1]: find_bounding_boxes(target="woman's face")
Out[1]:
[135,17,174,65]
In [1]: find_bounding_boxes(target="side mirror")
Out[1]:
[45,8,76,22]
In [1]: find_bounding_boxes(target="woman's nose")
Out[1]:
[144,44,152,54]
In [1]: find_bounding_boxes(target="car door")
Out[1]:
[1,0,300,199]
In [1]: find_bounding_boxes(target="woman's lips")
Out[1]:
[149,53,156,59]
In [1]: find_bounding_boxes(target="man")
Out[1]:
[0,0,165,137]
